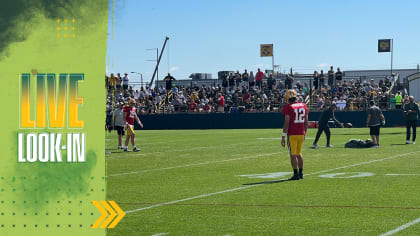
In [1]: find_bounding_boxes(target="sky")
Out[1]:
[106,0,420,83]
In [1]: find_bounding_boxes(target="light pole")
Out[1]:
[146,48,159,87]
[130,72,143,89]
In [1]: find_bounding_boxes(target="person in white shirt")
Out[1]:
[122,73,129,90]
[337,97,346,110]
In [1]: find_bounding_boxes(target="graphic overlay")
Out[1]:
[0,1,108,235]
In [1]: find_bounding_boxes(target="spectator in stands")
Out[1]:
[335,67,343,87]
[249,71,255,89]
[328,66,334,88]
[188,100,197,112]
[256,68,264,88]
[284,74,294,89]
[313,70,319,90]
[235,70,242,88]
[242,69,249,87]
[395,92,403,109]
[319,70,325,89]
[337,97,346,110]
[109,73,116,91]
[217,93,225,113]
[115,73,122,91]
[228,72,235,89]
[222,74,228,88]
[267,73,276,89]
[384,77,391,88]
[122,73,129,90]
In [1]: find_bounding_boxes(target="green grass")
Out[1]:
[106,128,420,236]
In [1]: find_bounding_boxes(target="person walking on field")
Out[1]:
[366,100,385,147]
[403,96,419,144]
[312,103,344,148]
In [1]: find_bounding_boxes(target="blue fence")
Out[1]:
[136,110,412,130]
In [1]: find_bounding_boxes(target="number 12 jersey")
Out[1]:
[281,103,308,135]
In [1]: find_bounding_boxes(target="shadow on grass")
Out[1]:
[243,179,291,186]
[390,144,408,146]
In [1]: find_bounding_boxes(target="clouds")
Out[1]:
[170,66,179,72]
[316,63,329,68]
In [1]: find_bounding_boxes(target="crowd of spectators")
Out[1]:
[311,66,399,111]
[106,69,310,114]
[105,66,404,115]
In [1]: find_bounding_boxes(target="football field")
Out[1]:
[106,128,420,236]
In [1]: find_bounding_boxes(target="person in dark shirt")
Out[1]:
[403,96,419,144]
[313,70,319,90]
[328,66,334,88]
[284,74,294,89]
[164,73,176,91]
[313,103,344,148]
[335,67,343,87]
[319,70,325,89]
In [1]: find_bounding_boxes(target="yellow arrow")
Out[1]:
[100,200,117,228]
[107,200,126,228]
[91,201,108,228]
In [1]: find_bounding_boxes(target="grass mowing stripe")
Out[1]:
[124,150,420,215]
[107,152,283,177]
[379,217,420,236]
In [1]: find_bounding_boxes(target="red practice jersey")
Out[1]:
[282,102,308,135]
[123,106,137,125]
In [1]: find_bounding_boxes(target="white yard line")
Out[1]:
[379,217,420,236]
[125,185,253,214]
[385,174,420,176]
[107,152,283,177]
[150,233,169,236]
[107,139,279,159]
[124,150,420,215]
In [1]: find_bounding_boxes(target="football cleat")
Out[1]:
[326,144,334,148]
[288,174,300,181]
[413,141,416,144]
[312,143,320,148]
[133,147,141,152]
[406,140,410,144]
[299,173,303,179]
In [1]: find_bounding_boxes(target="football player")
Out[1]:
[281,93,308,180]
[123,99,144,152]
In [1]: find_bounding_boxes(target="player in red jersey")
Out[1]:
[281,94,308,180]
[123,99,144,152]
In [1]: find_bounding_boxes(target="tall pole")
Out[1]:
[391,38,393,76]
[156,48,159,87]
[149,36,169,88]
[272,43,274,76]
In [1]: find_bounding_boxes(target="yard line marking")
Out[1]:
[125,185,253,214]
[385,173,420,176]
[124,150,420,215]
[107,139,279,159]
[107,152,283,177]
[119,203,420,211]
[379,217,420,236]
[151,233,169,236]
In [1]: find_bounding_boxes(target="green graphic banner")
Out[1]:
[0,1,108,235]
